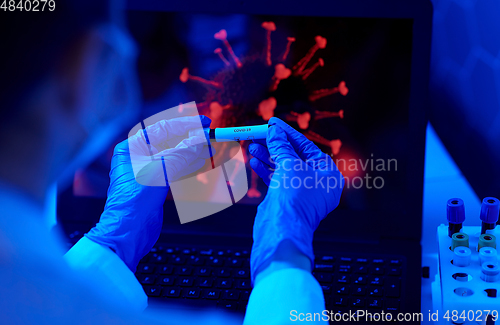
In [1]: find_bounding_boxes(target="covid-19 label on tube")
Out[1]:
[212,124,268,142]
[189,124,269,142]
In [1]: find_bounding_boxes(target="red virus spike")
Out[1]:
[214,48,230,67]
[179,68,223,90]
[293,35,327,75]
[305,130,342,155]
[338,81,349,96]
[329,139,343,155]
[301,58,324,80]
[309,81,349,102]
[257,97,277,121]
[214,29,242,68]
[285,111,311,129]
[270,63,291,91]
[314,109,344,120]
[261,22,276,66]
[281,37,296,61]
[209,101,232,120]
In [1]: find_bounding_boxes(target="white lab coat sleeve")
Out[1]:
[243,268,327,324]
[64,236,148,312]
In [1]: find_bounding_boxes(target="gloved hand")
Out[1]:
[248,117,344,282]
[85,115,212,272]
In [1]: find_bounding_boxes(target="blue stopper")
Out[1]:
[480,197,500,223]
[447,198,465,224]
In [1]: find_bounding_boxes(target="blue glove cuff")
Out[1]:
[85,207,164,273]
[250,232,315,286]
[250,200,316,285]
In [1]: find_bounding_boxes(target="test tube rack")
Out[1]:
[432,225,500,324]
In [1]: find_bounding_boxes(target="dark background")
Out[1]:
[429,0,500,201]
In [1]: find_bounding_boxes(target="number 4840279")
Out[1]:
[443,310,498,323]
[1,0,55,11]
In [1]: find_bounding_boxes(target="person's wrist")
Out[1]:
[251,199,316,284]
[84,223,136,272]
[253,239,312,286]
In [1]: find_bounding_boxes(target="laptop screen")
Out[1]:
[62,10,422,243]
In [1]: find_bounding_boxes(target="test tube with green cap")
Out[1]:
[451,232,469,251]
[478,233,497,251]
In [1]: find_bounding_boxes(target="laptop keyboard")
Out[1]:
[135,244,404,317]
[317,256,403,317]
[136,245,252,313]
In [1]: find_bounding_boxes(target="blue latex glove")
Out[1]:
[248,117,344,282]
[85,115,212,272]
[248,138,275,186]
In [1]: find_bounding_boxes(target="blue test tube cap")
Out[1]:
[447,198,465,224]
[480,197,500,224]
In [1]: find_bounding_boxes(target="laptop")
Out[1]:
[57,0,432,322]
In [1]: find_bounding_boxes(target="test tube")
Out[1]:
[480,197,499,234]
[453,246,471,267]
[478,233,497,250]
[190,125,269,142]
[451,232,469,251]
[447,198,465,237]
[479,247,498,265]
[480,262,500,282]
